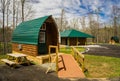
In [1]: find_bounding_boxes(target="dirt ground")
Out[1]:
[0,64,69,81]
[0,64,120,81]
[0,44,120,81]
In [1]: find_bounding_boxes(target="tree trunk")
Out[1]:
[6,0,10,53]
[1,0,6,54]
[13,0,15,29]
[114,16,117,36]
[21,0,25,22]
[60,9,64,31]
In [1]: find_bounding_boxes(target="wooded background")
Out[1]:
[0,0,120,54]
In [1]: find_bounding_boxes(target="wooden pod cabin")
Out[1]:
[12,15,59,56]
[60,29,94,46]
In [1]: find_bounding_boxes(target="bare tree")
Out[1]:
[95,8,100,43]
[13,0,16,29]
[14,0,34,25]
[15,1,20,26]
[21,0,25,22]
[55,9,68,32]
[6,0,10,28]
[0,0,6,54]
[112,5,120,36]
[24,5,34,20]
[60,9,64,31]
[70,17,79,30]
[88,14,98,43]
[80,16,86,32]
[6,0,11,53]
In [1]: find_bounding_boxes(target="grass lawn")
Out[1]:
[85,55,120,78]
[60,47,120,78]
[60,46,85,54]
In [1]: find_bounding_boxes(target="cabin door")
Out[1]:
[38,31,47,54]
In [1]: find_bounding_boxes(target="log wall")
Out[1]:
[78,38,86,45]
[12,43,38,56]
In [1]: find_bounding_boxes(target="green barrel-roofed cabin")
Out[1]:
[60,29,94,46]
[12,15,59,56]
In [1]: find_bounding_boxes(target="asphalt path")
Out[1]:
[84,44,120,58]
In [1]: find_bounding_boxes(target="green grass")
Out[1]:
[115,43,120,46]
[59,47,85,54]
[85,55,120,78]
[60,47,120,78]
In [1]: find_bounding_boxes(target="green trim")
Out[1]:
[12,41,37,45]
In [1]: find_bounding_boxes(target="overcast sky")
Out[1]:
[29,0,120,24]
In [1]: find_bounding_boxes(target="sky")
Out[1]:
[29,0,120,25]
[0,0,120,27]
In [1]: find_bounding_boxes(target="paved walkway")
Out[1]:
[84,44,120,58]
[58,54,85,78]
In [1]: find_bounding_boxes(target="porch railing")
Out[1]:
[71,46,85,72]
[46,45,58,74]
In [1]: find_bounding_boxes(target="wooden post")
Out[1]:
[71,46,85,72]
[71,47,74,57]
[48,46,51,63]
[76,38,78,46]
[48,45,58,74]
[67,38,70,46]
[56,46,58,74]
[82,58,85,72]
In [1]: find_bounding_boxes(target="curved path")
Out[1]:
[84,44,120,58]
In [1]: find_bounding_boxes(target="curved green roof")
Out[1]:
[12,15,51,45]
[60,29,94,38]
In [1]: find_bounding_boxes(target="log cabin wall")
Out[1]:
[69,38,77,46]
[61,37,86,46]
[78,38,86,45]
[61,38,67,45]
[12,43,38,56]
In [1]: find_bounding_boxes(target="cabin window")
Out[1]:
[39,32,45,43]
[40,23,46,30]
